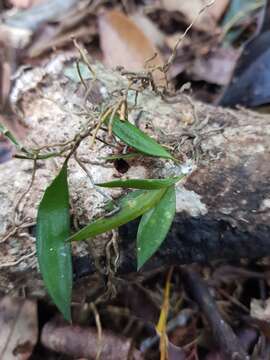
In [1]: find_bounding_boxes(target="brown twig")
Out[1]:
[182,268,249,360]
[41,319,143,360]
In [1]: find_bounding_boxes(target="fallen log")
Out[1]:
[0,55,270,298]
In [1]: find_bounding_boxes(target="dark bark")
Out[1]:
[1,59,270,296]
[74,214,270,278]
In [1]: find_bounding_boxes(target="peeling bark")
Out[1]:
[0,55,270,297]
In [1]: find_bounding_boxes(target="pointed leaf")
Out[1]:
[0,123,20,147]
[222,0,260,27]
[36,163,72,321]
[137,186,176,269]
[69,188,166,242]
[104,188,146,212]
[100,152,140,161]
[97,175,184,189]
[111,116,174,160]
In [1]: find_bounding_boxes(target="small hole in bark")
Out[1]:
[28,225,36,237]
[114,159,130,174]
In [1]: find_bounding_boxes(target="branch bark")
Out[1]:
[0,55,270,297]
[41,319,142,360]
[182,269,249,360]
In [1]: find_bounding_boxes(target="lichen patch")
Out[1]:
[175,186,208,217]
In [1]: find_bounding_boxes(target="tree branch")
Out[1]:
[0,56,270,297]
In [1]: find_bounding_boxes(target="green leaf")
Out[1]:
[100,152,140,161]
[110,116,174,160]
[104,189,146,213]
[36,163,72,322]
[137,185,176,270]
[0,123,19,147]
[69,188,167,242]
[221,0,264,44]
[97,175,184,190]
[222,0,262,27]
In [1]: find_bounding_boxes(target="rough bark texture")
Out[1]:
[0,54,270,298]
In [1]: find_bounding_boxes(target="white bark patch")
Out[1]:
[125,165,148,179]
[175,186,208,217]
[260,199,270,211]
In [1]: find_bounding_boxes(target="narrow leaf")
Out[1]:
[69,188,166,242]
[97,175,184,189]
[100,152,140,161]
[36,163,72,321]
[0,123,19,147]
[104,189,146,212]
[110,116,174,160]
[137,186,176,269]
[0,122,28,154]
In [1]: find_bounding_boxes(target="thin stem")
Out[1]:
[0,123,29,154]
[74,152,114,203]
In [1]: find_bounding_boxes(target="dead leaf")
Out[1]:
[208,0,230,21]
[251,298,270,321]
[160,0,218,32]
[8,0,42,9]
[0,0,78,48]
[188,47,240,85]
[98,10,165,86]
[219,29,270,107]
[0,296,38,360]
[130,12,166,48]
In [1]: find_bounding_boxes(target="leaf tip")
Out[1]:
[137,253,146,271]
[63,307,72,323]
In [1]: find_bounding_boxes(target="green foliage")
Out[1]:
[35,95,181,320]
[222,0,263,26]
[137,186,176,269]
[69,188,167,242]
[110,116,175,160]
[221,0,264,44]
[0,123,20,147]
[97,175,183,189]
[0,122,28,155]
[101,152,140,161]
[36,163,72,321]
